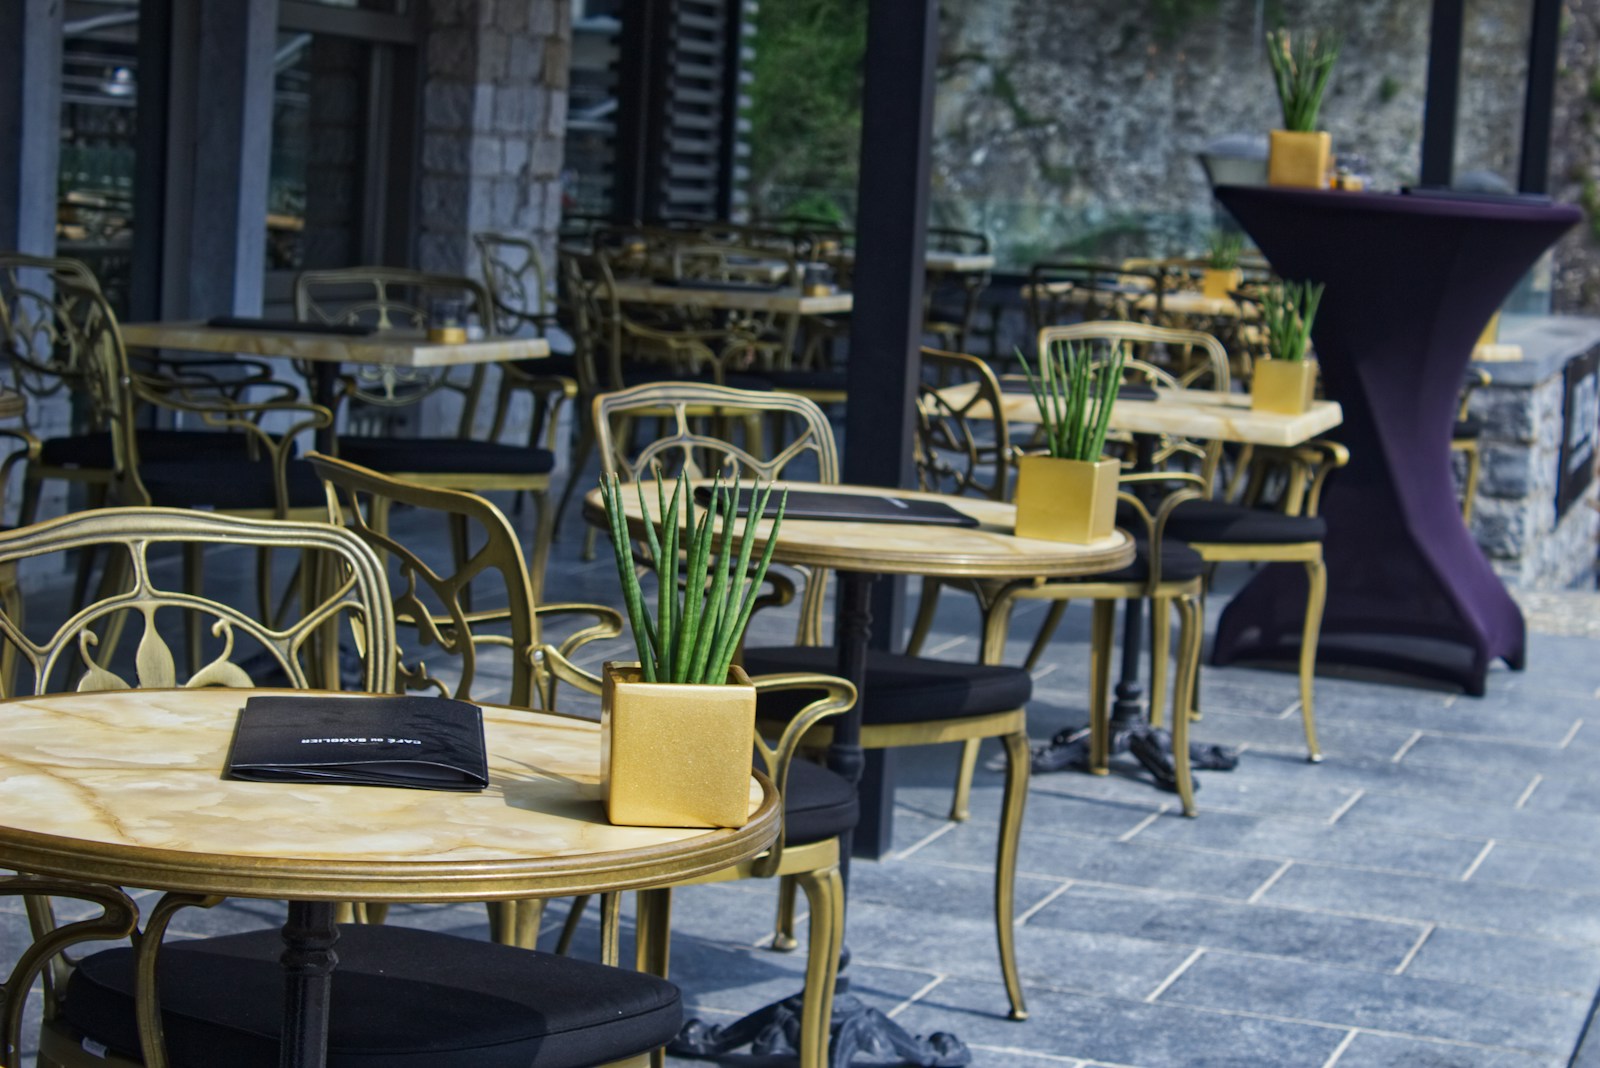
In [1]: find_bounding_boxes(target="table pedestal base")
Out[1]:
[1028,722,1238,788]
[674,991,970,1067]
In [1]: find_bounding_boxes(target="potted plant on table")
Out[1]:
[1266,27,1340,189]
[1251,279,1325,415]
[597,469,786,828]
[1013,339,1124,544]
[1202,230,1245,301]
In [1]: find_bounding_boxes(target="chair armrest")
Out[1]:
[2,875,138,1041]
[535,641,606,700]
[1293,438,1349,517]
[534,602,625,662]
[748,672,857,878]
[1116,471,1208,596]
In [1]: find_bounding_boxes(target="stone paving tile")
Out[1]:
[1025,883,1425,971]
[893,780,1165,836]
[1160,951,1588,1055]
[1192,707,1426,763]
[1470,839,1600,891]
[889,975,1348,1068]
[1305,691,1586,747]
[1010,756,1363,822]
[1259,861,1600,943]
[911,822,1286,900]
[1405,926,1600,998]
[1331,1031,1566,1068]
[1397,733,1579,779]
[847,852,1067,925]
[1203,745,1540,808]
[1339,790,1600,853]
[1129,807,1487,878]
[846,900,1194,1000]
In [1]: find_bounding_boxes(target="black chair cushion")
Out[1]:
[138,457,326,511]
[337,438,556,476]
[741,647,1032,727]
[1453,416,1483,440]
[1086,538,1207,584]
[756,369,849,393]
[60,924,682,1068]
[39,430,261,469]
[510,353,578,379]
[1163,499,1327,546]
[782,757,859,845]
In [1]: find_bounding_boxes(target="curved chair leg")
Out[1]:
[1148,597,1171,731]
[1024,600,1071,671]
[17,470,43,530]
[526,486,556,607]
[1088,600,1116,774]
[772,875,799,951]
[1172,596,1201,817]
[556,893,591,955]
[1461,443,1482,522]
[1300,557,1327,763]
[905,577,943,656]
[635,888,673,978]
[487,899,545,949]
[599,891,623,967]
[949,739,981,822]
[553,417,597,552]
[794,864,844,1068]
[996,729,1030,1021]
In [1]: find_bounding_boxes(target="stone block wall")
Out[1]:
[1467,331,1600,588]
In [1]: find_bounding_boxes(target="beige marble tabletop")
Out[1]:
[932,383,1343,448]
[1021,282,1250,319]
[609,280,853,316]
[120,321,550,368]
[0,688,777,902]
[586,480,1134,580]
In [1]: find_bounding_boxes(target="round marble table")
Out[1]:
[0,687,780,1067]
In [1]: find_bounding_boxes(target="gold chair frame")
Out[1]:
[1453,367,1491,522]
[594,381,1035,1022]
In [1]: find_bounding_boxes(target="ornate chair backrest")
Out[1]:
[594,382,840,486]
[293,267,493,426]
[0,507,395,697]
[1026,260,1167,342]
[0,254,108,433]
[473,232,551,336]
[1036,321,1227,484]
[916,347,1011,502]
[559,250,618,396]
[312,453,542,708]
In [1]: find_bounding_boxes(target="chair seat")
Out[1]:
[337,438,556,476]
[38,429,260,469]
[510,353,578,379]
[59,924,682,1068]
[139,457,326,511]
[741,646,1032,726]
[1086,538,1206,584]
[1453,416,1483,440]
[783,757,859,845]
[1163,499,1327,545]
[757,369,849,393]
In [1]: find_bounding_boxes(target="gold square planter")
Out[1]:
[1267,130,1331,189]
[1013,455,1120,544]
[1202,268,1243,301]
[1251,358,1319,415]
[601,662,757,828]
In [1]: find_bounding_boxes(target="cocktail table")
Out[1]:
[0,687,779,1068]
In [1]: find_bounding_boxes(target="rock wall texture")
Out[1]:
[931,0,1542,268]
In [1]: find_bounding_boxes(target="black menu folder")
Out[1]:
[694,486,979,528]
[225,695,488,791]
[998,378,1158,401]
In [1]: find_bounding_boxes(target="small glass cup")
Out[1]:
[427,297,467,343]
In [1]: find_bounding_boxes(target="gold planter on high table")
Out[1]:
[1267,130,1331,189]
[602,662,756,828]
[1013,455,1120,544]
[1251,358,1319,415]
[1202,268,1243,301]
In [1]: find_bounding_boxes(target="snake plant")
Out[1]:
[1266,28,1340,132]
[1016,339,1125,463]
[1261,280,1325,363]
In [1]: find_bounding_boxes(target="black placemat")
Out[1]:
[693,486,979,528]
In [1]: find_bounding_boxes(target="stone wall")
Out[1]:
[931,0,1531,264]
[418,0,571,278]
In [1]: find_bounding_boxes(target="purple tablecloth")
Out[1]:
[1213,185,1579,694]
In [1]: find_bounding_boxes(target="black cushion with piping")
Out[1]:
[741,647,1032,727]
[1162,499,1327,546]
[1082,538,1207,584]
[39,430,261,469]
[509,353,578,379]
[59,924,682,1068]
[1453,416,1483,440]
[336,439,556,477]
[138,457,326,511]
[781,757,859,846]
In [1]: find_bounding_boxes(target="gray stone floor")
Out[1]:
[6,484,1600,1068]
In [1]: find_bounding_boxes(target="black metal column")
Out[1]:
[1419,0,1464,188]
[612,0,669,224]
[0,0,63,256]
[1518,0,1561,195]
[842,0,938,859]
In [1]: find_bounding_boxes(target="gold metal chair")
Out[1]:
[312,451,625,950]
[1025,260,1166,342]
[0,509,685,1068]
[1453,367,1491,522]
[594,381,1036,1022]
[294,266,563,602]
[923,226,992,354]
